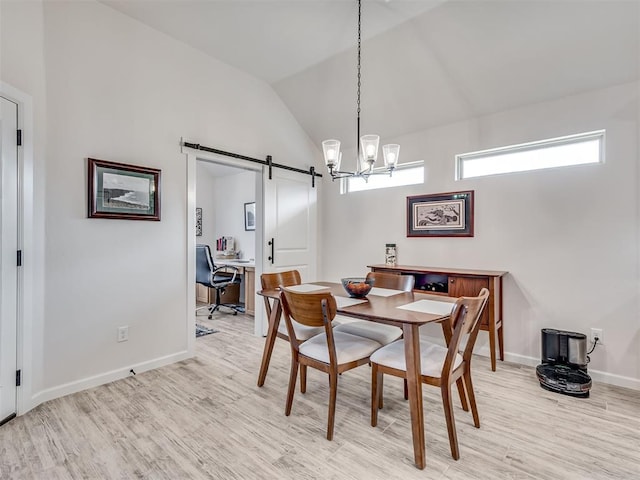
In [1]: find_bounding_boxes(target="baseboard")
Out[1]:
[478,346,640,391]
[420,333,640,391]
[23,336,639,415]
[27,350,192,412]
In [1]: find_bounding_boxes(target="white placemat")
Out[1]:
[285,284,329,293]
[335,296,368,308]
[369,287,404,297]
[397,299,454,315]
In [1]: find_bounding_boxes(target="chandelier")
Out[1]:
[322,0,400,181]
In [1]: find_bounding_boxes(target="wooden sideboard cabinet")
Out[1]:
[368,264,507,371]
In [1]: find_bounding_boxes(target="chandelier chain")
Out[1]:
[321,0,400,181]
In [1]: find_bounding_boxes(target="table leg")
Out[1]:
[403,323,425,470]
[257,300,282,387]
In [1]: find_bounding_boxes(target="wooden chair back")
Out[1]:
[366,271,415,291]
[443,288,490,378]
[260,270,302,318]
[261,270,301,290]
[280,288,338,359]
[280,288,337,329]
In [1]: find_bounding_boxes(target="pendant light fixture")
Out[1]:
[322,0,400,181]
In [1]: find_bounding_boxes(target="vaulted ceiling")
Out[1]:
[101,1,639,152]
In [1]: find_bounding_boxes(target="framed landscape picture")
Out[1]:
[407,190,474,237]
[88,158,161,221]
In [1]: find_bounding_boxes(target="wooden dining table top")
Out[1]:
[258,281,457,326]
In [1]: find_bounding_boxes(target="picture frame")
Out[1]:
[407,190,474,237]
[195,207,202,236]
[88,158,161,221]
[244,202,256,231]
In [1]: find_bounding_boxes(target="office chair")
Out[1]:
[196,244,242,317]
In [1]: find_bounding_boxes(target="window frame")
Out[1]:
[342,160,425,194]
[455,130,605,180]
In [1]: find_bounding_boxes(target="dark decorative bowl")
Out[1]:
[341,277,375,298]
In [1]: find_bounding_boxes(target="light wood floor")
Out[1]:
[1,313,638,479]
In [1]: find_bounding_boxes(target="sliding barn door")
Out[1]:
[263,168,318,283]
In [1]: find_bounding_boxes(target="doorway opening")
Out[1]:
[185,142,320,349]
[193,155,265,338]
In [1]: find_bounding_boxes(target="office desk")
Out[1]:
[257,282,457,470]
[216,260,256,315]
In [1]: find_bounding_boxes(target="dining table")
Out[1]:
[257,281,458,470]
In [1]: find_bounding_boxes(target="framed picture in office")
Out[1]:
[88,158,161,221]
[195,207,202,236]
[244,202,256,231]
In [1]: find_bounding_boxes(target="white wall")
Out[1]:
[320,82,640,389]
[2,0,318,409]
[0,0,48,411]
[195,165,256,259]
[195,163,218,248]
[212,171,256,260]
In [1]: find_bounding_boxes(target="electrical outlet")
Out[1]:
[590,328,603,345]
[117,326,129,343]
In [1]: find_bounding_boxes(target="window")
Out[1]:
[344,161,424,193]
[455,130,605,180]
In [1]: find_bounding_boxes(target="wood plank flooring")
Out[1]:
[1,312,638,479]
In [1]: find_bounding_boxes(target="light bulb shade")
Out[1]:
[360,134,379,170]
[383,144,400,169]
[322,139,341,170]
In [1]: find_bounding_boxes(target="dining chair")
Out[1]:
[258,271,311,386]
[259,271,349,390]
[334,271,414,345]
[370,288,489,460]
[279,286,381,441]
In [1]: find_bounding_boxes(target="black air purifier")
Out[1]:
[536,329,592,397]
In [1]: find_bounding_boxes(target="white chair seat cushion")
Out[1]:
[332,314,350,326]
[370,339,463,377]
[334,321,402,346]
[299,331,381,364]
[278,320,324,341]
[278,315,348,341]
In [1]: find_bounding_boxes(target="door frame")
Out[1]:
[1,82,38,416]
[184,145,266,348]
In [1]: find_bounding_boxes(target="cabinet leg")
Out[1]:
[498,324,504,361]
[489,325,497,372]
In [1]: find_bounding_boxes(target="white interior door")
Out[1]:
[263,167,318,282]
[0,95,19,423]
